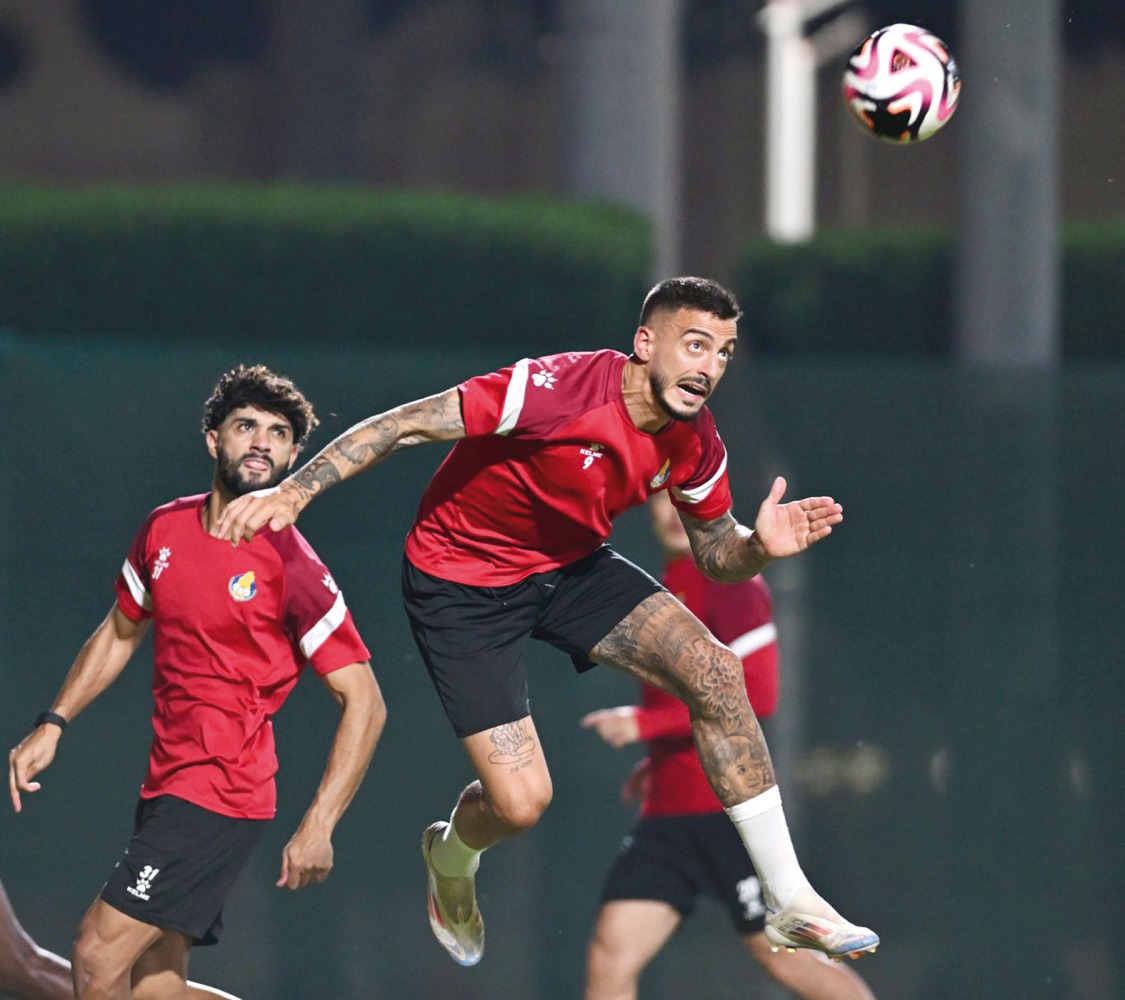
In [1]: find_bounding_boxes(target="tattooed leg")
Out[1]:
[452,716,555,849]
[590,591,776,806]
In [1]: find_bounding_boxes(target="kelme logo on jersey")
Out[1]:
[580,443,605,470]
[649,459,671,489]
[229,571,257,602]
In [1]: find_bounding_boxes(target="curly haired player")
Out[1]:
[9,366,385,1000]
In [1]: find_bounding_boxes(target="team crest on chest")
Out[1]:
[649,459,671,489]
[152,547,172,579]
[229,571,258,602]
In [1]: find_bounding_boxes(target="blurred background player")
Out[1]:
[8,365,385,1000]
[1,877,239,999]
[581,491,877,1000]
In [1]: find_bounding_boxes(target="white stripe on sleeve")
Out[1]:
[299,592,348,660]
[495,358,531,435]
[672,447,729,504]
[729,622,777,659]
[120,559,152,611]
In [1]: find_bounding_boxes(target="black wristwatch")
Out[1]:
[35,710,67,731]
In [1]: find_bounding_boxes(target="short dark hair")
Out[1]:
[202,364,319,447]
[639,276,742,326]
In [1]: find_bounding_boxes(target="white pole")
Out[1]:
[760,0,857,243]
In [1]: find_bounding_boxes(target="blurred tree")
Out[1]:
[76,0,1125,89]
[79,0,268,88]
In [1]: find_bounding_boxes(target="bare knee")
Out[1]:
[72,925,124,999]
[586,930,638,995]
[488,780,553,833]
[72,902,162,1000]
[682,645,746,718]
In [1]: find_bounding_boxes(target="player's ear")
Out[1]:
[633,325,654,361]
[204,429,219,459]
[287,446,301,470]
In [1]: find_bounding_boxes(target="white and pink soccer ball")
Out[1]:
[843,23,961,143]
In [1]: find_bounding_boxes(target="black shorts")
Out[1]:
[402,545,663,738]
[100,795,268,946]
[599,812,767,934]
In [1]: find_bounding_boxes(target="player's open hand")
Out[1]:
[8,727,61,813]
[212,481,305,545]
[580,707,640,748]
[752,476,843,559]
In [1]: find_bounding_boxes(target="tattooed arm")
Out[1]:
[681,475,843,582]
[213,389,464,543]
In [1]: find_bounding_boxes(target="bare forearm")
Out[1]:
[51,610,145,722]
[284,389,464,509]
[297,686,385,835]
[684,512,771,582]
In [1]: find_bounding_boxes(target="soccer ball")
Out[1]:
[843,23,961,143]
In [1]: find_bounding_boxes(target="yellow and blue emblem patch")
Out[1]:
[229,571,257,602]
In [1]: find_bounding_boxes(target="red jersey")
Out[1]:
[405,350,733,586]
[114,494,370,820]
[636,554,779,817]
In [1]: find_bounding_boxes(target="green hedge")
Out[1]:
[0,185,652,349]
[734,223,1125,359]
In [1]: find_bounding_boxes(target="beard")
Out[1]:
[649,371,709,422]
[215,446,287,497]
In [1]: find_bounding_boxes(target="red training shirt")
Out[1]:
[636,553,779,817]
[115,494,371,820]
[405,350,733,586]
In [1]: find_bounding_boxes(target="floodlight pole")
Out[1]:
[759,0,862,243]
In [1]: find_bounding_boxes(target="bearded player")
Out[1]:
[9,365,385,999]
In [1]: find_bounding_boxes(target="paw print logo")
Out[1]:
[322,572,339,595]
[152,547,172,579]
[127,865,161,901]
[531,371,556,389]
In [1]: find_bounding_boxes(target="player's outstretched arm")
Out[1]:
[681,476,843,582]
[276,662,385,891]
[8,607,148,813]
[580,707,640,749]
[0,878,73,1000]
[214,388,465,544]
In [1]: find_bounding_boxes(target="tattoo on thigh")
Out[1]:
[487,720,536,771]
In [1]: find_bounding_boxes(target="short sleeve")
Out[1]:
[115,520,155,621]
[458,359,531,437]
[668,410,732,522]
[278,530,371,675]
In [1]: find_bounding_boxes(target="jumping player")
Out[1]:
[8,366,386,1000]
[580,491,878,1000]
[211,278,879,967]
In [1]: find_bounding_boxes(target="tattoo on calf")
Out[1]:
[594,592,776,804]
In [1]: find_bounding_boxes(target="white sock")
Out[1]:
[725,786,810,911]
[428,807,482,878]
